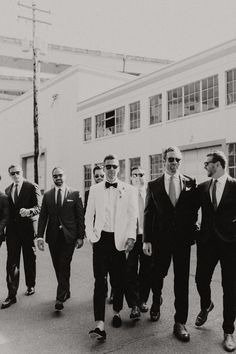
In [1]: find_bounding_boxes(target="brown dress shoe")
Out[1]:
[223,334,236,352]
[173,323,190,342]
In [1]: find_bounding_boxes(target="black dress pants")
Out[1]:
[6,232,36,297]
[125,234,151,308]
[196,236,236,334]
[93,231,126,322]
[152,240,191,324]
[48,230,75,302]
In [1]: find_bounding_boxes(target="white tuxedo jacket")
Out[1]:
[85,180,138,251]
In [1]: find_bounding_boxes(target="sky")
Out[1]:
[1,0,236,61]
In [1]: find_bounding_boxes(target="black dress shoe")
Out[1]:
[195,301,214,327]
[130,306,141,320]
[1,296,17,309]
[223,333,236,352]
[140,303,149,313]
[173,323,190,342]
[89,328,106,341]
[112,314,122,328]
[25,287,35,296]
[55,300,64,311]
[150,304,160,322]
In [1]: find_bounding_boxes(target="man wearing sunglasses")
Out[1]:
[37,167,85,311]
[125,166,151,320]
[143,146,198,342]
[2,164,41,309]
[195,151,236,352]
[86,154,138,341]
[84,166,105,213]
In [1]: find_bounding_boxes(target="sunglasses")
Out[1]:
[94,174,104,178]
[204,161,214,167]
[53,174,63,179]
[10,171,21,176]
[105,165,118,170]
[167,157,181,163]
[132,173,145,177]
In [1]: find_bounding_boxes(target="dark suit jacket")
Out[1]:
[197,176,236,243]
[5,180,41,239]
[143,174,198,246]
[37,187,85,245]
[84,189,89,214]
[0,192,9,241]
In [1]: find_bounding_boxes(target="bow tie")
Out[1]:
[105,181,118,189]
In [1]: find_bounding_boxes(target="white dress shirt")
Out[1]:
[210,173,228,207]
[103,180,118,233]
[164,172,181,201]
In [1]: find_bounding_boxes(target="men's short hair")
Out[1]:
[206,151,227,169]
[52,167,64,175]
[8,164,22,173]
[93,165,103,175]
[131,166,144,175]
[163,146,182,161]
[103,154,118,164]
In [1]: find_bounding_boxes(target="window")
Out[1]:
[83,117,92,141]
[168,87,183,120]
[129,157,141,174]
[22,153,46,194]
[202,75,219,112]
[226,69,236,105]
[150,94,162,124]
[228,143,236,178]
[84,165,92,192]
[150,154,163,180]
[129,101,140,130]
[95,106,125,138]
[118,159,126,181]
[184,81,200,116]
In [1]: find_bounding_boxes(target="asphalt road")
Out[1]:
[0,241,227,354]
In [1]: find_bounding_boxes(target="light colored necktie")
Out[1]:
[212,179,218,210]
[14,184,18,204]
[169,176,177,206]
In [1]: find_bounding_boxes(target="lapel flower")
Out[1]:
[118,186,126,198]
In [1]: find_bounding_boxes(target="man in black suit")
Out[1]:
[37,167,85,311]
[0,174,9,247]
[195,151,236,352]
[2,164,41,309]
[143,146,198,342]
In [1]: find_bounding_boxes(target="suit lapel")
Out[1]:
[217,178,231,210]
[62,187,69,208]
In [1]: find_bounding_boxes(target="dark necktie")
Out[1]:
[105,181,118,189]
[57,188,62,207]
[169,176,177,206]
[212,179,218,210]
[14,184,19,204]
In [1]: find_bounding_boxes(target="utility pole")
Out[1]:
[18,1,51,184]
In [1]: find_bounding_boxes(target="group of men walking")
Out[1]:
[0,147,236,352]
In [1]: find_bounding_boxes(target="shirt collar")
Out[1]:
[55,184,66,192]
[164,172,180,180]
[14,180,23,189]
[214,173,228,185]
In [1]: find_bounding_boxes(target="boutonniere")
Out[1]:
[184,178,196,191]
[119,187,126,199]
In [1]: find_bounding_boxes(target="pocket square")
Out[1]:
[66,199,74,202]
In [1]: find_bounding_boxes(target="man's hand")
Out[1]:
[143,242,152,256]
[75,238,84,249]
[19,208,31,218]
[125,238,135,253]
[37,239,45,251]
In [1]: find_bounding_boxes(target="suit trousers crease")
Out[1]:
[125,234,151,308]
[48,229,75,302]
[93,232,126,322]
[196,235,236,334]
[6,232,36,297]
[152,240,191,324]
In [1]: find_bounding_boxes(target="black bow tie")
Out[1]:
[105,181,118,189]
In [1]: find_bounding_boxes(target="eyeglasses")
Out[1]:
[204,161,214,167]
[105,165,118,170]
[10,171,21,176]
[94,174,104,178]
[167,157,181,163]
[53,174,63,179]
[132,173,145,177]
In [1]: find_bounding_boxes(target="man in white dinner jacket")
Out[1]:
[86,154,138,341]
